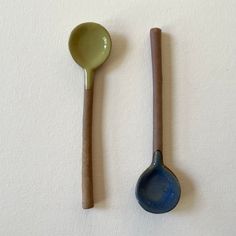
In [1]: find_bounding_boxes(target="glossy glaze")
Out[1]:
[68,22,112,89]
[136,150,181,213]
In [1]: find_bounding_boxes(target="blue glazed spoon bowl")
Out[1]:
[136,150,181,213]
[135,28,181,214]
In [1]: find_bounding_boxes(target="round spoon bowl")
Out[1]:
[69,22,112,70]
[136,151,181,214]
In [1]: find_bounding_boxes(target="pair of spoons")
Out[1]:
[68,22,180,213]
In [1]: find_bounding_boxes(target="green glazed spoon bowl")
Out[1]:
[69,22,112,89]
[69,22,111,209]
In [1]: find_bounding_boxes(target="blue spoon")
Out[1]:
[135,28,181,214]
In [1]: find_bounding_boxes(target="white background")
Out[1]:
[0,0,236,235]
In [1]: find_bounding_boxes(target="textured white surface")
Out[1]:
[0,0,236,235]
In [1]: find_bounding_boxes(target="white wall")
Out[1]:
[0,0,236,235]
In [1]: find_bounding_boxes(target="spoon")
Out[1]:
[69,22,112,209]
[135,28,181,214]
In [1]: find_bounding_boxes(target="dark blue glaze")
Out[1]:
[136,150,181,214]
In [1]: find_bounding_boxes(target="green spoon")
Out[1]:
[69,22,112,209]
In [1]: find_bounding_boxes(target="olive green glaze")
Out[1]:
[69,22,112,89]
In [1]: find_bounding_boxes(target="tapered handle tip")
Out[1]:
[150,28,162,42]
[150,28,161,33]
[82,201,94,209]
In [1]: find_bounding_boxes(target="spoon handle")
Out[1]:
[82,88,94,209]
[150,28,163,153]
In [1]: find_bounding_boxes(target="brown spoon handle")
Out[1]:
[82,88,94,209]
[150,28,163,153]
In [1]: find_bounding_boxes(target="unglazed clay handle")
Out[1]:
[82,88,94,209]
[150,28,163,153]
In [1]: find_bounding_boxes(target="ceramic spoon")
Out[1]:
[136,28,181,214]
[69,22,111,209]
